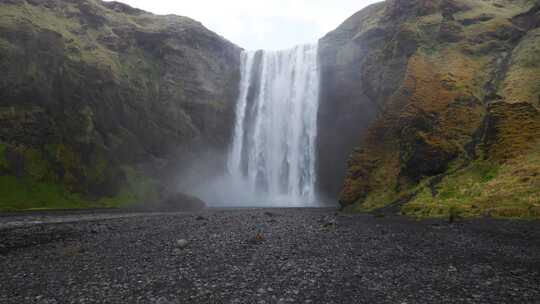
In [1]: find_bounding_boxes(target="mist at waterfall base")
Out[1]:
[182,44,324,207]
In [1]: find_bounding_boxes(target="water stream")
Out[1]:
[227,44,320,206]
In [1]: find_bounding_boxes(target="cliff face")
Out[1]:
[320,0,540,218]
[0,0,241,210]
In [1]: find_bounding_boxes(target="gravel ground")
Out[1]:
[1,208,539,304]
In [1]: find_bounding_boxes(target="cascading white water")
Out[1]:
[227,44,320,206]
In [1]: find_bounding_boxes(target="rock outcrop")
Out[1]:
[320,0,540,218]
[0,0,241,210]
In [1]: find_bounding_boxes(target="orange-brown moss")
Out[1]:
[339,0,539,218]
[482,102,540,161]
[340,50,485,208]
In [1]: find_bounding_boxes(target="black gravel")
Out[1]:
[1,208,539,304]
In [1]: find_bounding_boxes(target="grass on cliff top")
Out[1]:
[0,0,188,97]
[402,148,540,219]
[0,2,121,74]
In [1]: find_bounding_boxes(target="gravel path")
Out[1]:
[1,208,539,304]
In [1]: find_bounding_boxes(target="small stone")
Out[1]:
[156,297,171,304]
[176,239,189,249]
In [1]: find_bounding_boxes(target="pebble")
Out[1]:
[1,208,538,303]
[176,239,189,249]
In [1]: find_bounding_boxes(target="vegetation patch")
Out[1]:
[351,188,401,213]
[0,143,7,171]
[403,150,540,219]
[0,175,93,211]
[502,29,540,103]
[22,148,55,181]
[99,166,160,208]
[0,148,160,211]
[0,171,159,212]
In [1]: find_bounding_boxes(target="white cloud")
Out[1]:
[104,0,381,50]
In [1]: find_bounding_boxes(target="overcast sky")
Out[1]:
[105,0,381,50]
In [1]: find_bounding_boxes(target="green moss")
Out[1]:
[0,2,126,77]
[123,166,160,201]
[353,189,401,212]
[117,46,162,91]
[512,31,540,69]
[0,144,159,211]
[403,161,500,217]
[50,144,81,172]
[0,166,160,211]
[22,148,55,181]
[0,144,7,170]
[85,155,108,185]
[0,38,13,52]
[418,44,440,56]
[0,3,79,40]
[95,167,159,208]
[0,175,98,211]
[98,191,137,208]
[403,153,540,219]
[502,29,540,102]
[44,144,84,191]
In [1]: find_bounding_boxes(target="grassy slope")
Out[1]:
[404,147,540,219]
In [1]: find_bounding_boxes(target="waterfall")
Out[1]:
[227,44,320,206]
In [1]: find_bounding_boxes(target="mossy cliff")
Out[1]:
[0,0,241,210]
[319,0,540,218]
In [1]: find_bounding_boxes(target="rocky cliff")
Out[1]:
[319,0,540,218]
[0,0,241,210]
